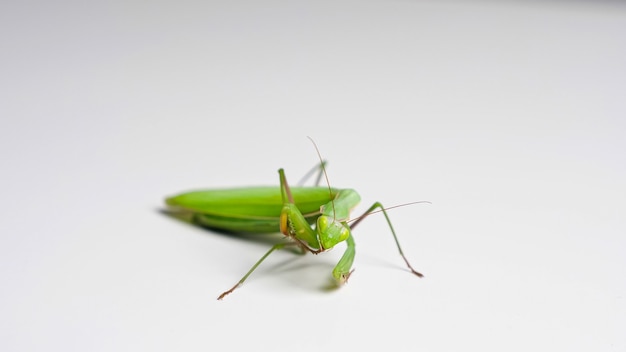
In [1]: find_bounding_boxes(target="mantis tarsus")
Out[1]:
[165,139,426,300]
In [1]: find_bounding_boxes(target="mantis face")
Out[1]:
[316,215,350,250]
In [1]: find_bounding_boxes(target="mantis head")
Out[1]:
[316,215,350,250]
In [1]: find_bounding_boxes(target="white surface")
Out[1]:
[2,1,625,351]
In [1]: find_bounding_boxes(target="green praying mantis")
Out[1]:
[165,139,427,300]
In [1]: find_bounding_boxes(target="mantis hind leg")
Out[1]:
[296,160,328,186]
[350,202,424,278]
[217,242,300,300]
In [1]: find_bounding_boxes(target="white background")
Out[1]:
[2,1,625,351]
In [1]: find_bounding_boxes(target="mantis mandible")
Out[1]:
[165,139,425,300]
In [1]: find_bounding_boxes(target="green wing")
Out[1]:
[165,186,337,233]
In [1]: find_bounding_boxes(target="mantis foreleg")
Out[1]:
[218,169,323,300]
[331,234,356,284]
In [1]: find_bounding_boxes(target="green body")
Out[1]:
[165,166,423,300]
[166,186,338,233]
